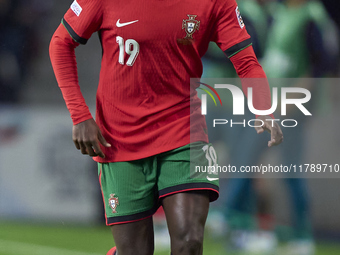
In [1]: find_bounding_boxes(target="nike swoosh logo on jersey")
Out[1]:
[206,176,219,182]
[116,19,139,27]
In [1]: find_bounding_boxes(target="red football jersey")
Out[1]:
[61,0,251,162]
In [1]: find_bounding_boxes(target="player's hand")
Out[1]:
[254,116,283,147]
[72,118,111,158]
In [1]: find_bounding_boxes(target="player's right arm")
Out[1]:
[49,0,110,158]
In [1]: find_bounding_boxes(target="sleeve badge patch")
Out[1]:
[71,0,82,17]
[235,6,245,29]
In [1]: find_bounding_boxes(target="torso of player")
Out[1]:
[91,0,219,162]
[64,0,248,162]
[97,0,216,107]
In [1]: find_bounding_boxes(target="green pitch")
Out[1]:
[0,221,339,255]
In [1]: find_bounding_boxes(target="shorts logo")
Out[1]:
[235,6,245,29]
[182,15,200,39]
[207,176,219,181]
[71,0,82,17]
[109,194,119,213]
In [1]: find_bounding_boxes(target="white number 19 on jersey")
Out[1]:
[116,36,139,66]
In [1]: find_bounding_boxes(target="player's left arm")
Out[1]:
[229,45,283,147]
[212,0,283,147]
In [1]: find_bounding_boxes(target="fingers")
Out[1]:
[72,119,110,158]
[268,123,278,147]
[84,141,98,157]
[268,124,283,147]
[254,126,264,134]
[254,119,265,134]
[98,132,111,148]
[268,139,276,147]
[255,117,283,147]
[270,128,283,147]
[78,141,88,155]
[76,140,106,158]
[73,140,80,150]
[92,141,105,158]
[73,134,105,158]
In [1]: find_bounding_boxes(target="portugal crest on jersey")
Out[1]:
[109,194,119,213]
[182,15,200,39]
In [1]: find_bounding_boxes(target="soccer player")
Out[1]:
[49,0,283,254]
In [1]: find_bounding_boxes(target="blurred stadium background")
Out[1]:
[1,0,340,254]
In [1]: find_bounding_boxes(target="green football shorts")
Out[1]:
[98,142,219,225]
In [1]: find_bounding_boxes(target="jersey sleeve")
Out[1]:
[212,0,252,58]
[230,46,274,118]
[62,0,103,45]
